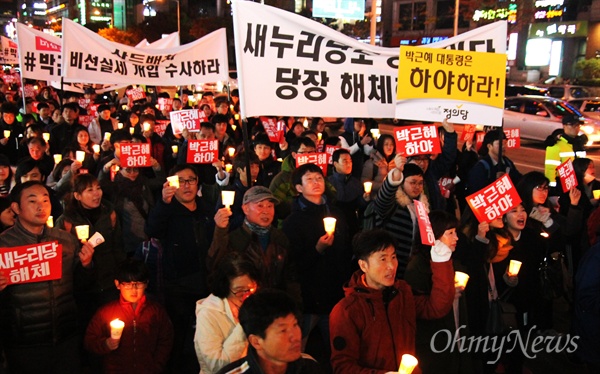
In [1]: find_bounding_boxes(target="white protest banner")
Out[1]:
[0,241,62,285]
[1,36,18,65]
[16,23,61,81]
[118,143,152,167]
[136,32,180,49]
[187,139,219,164]
[62,19,228,85]
[231,0,506,118]
[170,109,206,135]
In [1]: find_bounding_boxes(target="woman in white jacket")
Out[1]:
[194,253,260,374]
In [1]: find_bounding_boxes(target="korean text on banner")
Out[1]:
[396,46,506,126]
[557,159,578,193]
[187,139,219,164]
[231,0,507,119]
[170,109,206,135]
[394,124,441,156]
[62,19,228,86]
[325,145,341,164]
[503,128,520,149]
[17,23,61,81]
[1,36,18,65]
[118,143,153,168]
[260,117,285,143]
[466,174,521,223]
[296,152,329,175]
[154,120,170,137]
[0,241,62,285]
[415,200,434,245]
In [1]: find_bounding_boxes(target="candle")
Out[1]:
[113,165,120,173]
[171,145,178,154]
[167,176,180,189]
[225,163,233,173]
[74,225,89,240]
[75,151,86,162]
[92,144,100,154]
[222,191,235,208]
[454,271,470,288]
[323,217,337,235]
[110,319,125,340]
[234,114,240,120]
[317,133,322,141]
[594,190,600,199]
[231,124,237,131]
[53,154,62,164]
[508,260,522,276]
[42,132,50,141]
[129,127,135,135]
[370,129,380,139]
[104,132,111,141]
[227,147,235,157]
[3,130,10,138]
[364,181,373,194]
[398,354,418,374]
[143,122,151,132]
[117,122,123,129]
[46,216,54,228]
[303,118,308,128]
[230,104,234,111]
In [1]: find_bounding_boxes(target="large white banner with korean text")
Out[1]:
[1,36,19,65]
[17,23,62,81]
[62,19,228,85]
[231,0,506,118]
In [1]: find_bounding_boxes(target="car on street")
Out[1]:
[503,95,600,147]
[542,84,592,101]
[567,97,600,121]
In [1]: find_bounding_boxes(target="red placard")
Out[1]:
[87,103,100,118]
[394,125,441,156]
[438,177,453,199]
[2,74,16,84]
[78,98,91,109]
[466,174,522,223]
[503,128,520,149]
[187,139,219,164]
[325,145,340,165]
[557,159,578,193]
[35,35,61,52]
[154,120,170,137]
[126,87,146,101]
[461,124,477,142]
[260,117,285,143]
[158,98,173,112]
[118,143,152,167]
[23,84,36,98]
[0,241,62,285]
[295,152,328,175]
[415,199,435,245]
[79,115,94,127]
[170,109,206,135]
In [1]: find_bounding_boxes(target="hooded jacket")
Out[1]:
[217,348,325,374]
[194,294,248,374]
[329,265,455,374]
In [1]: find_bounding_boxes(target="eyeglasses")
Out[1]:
[534,185,549,191]
[178,177,198,186]
[230,286,257,297]
[119,282,147,290]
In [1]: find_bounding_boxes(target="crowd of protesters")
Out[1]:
[0,80,599,374]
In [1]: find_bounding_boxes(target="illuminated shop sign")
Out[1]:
[535,0,564,7]
[529,21,588,39]
[535,9,563,19]
[472,4,517,23]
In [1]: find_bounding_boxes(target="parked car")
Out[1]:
[567,97,600,121]
[503,95,600,147]
[505,83,548,97]
[542,84,592,101]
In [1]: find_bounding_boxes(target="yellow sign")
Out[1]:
[397,46,507,108]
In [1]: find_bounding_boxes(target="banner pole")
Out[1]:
[242,118,252,187]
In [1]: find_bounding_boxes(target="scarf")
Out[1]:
[244,219,271,251]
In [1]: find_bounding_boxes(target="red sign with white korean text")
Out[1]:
[295,152,328,175]
[154,120,169,137]
[118,143,152,167]
[325,145,341,165]
[466,174,521,223]
[79,115,94,127]
[23,85,36,98]
[438,177,453,198]
[78,98,91,109]
[187,139,219,164]
[87,103,100,118]
[157,98,173,112]
[0,241,62,285]
[557,159,578,193]
[170,109,206,135]
[126,87,146,101]
[415,199,435,245]
[260,117,285,143]
[394,125,441,156]
[2,74,16,84]
[475,132,485,151]
[35,36,61,52]
[503,128,520,149]
[461,124,477,142]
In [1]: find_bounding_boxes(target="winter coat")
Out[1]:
[282,196,352,314]
[329,265,455,374]
[194,294,247,374]
[544,132,587,187]
[84,295,174,373]
[327,171,367,235]
[0,221,91,348]
[256,156,281,188]
[422,131,457,211]
[0,120,24,165]
[466,155,522,195]
[217,348,325,374]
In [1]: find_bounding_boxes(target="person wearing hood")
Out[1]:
[194,253,259,374]
[282,163,352,361]
[329,228,454,374]
[544,113,588,190]
[372,155,429,278]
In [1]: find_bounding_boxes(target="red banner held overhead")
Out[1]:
[296,152,329,175]
[394,125,441,156]
[466,174,521,223]
[0,241,63,285]
[187,139,219,164]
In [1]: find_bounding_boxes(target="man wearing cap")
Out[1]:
[466,130,522,195]
[544,113,588,189]
[209,186,301,303]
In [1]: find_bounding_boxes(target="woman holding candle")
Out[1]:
[361,134,395,196]
[194,253,259,374]
[71,127,99,173]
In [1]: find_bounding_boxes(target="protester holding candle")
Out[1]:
[0,102,24,165]
[0,154,14,197]
[84,259,174,373]
[361,133,396,197]
[71,127,99,173]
